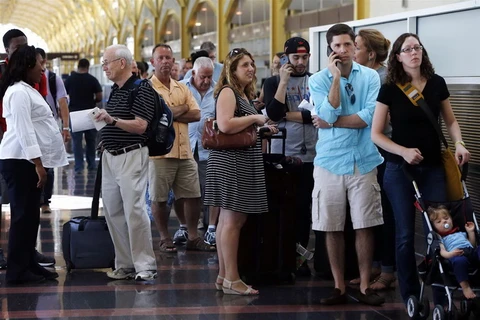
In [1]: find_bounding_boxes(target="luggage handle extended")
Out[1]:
[259,127,287,155]
[91,153,102,220]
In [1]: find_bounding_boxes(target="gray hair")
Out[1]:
[106,44,133,66]
[200,41,216,53]
[192,57,214,73]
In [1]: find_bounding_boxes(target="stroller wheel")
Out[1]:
[432,304,446,320]
[407,296,419,318]
[418,297,430,320]
[459,299,471,318]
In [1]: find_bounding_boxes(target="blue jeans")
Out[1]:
[383,162,446,304]
[72,129,97,172]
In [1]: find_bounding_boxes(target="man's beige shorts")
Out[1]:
[148,158,201,202]
[311,166,383,232]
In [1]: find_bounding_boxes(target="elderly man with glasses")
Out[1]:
[93,44,157,282]
[309,24,384,307]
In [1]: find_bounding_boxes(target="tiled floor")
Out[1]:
[0,162,464,319]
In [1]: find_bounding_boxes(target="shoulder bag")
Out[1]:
[396,82,463,201]
[202,86,257,150]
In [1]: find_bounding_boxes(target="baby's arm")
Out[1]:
[465,222,476,246]
[440,243,464,259]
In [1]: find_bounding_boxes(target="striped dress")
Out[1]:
[204,91,268,215]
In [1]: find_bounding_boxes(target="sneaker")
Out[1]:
[173,227,188,245]
[135,270,158,281]
[35,250,55,267]
[0,248,7,269]
[107,268,136,280]
[204,229,216,246]
[40,204,52,214]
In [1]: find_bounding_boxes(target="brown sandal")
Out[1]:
[159,238,177,253]
[370,274,396,290]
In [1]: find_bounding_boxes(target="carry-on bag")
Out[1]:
[62,155,115,272]
[238,128,299,285]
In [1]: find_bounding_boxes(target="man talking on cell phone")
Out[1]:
[263,37,317,277]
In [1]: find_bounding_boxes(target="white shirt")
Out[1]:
[0,81,68,168]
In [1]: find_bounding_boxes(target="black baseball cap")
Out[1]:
[284,37,310,55]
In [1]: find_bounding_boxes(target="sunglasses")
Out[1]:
[345,83,356,105]
[229,48,249,58]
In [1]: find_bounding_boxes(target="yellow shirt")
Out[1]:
[150,75,200,159]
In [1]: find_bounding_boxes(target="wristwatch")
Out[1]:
[62,127,70,131]
[455,140,466,147]
[111,117,118,126]
[328,122,334,128]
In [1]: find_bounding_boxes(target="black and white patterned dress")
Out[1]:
[204,89,268,215]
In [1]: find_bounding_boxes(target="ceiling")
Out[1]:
[0,0,354,52]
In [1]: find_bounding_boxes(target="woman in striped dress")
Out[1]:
[204,48,276,295]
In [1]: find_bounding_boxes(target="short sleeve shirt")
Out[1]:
[377,74,450,165]
[100,76,155,151]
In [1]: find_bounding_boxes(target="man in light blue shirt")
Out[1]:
[181,57,219,246]
[309,24,384,306]
[183,41,223,82]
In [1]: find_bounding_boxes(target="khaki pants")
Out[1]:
[102,147,157,272]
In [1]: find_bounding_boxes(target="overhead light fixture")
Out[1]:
[195,22,202,26]
[201,7,207,11]
[236,11,242,15]
[166,30,172,35]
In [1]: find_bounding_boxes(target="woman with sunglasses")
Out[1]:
[351,29,396,291]
[204,48,275,295]
[0,45,68,284]
[371,33,470,307]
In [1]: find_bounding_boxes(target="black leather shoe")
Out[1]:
[35,250,55,267]
[7,270,45,284]
[32,265,59,280]
[320,288,348,305]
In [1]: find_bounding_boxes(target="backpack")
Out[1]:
[129,79,175,156]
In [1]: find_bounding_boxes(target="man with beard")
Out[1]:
[264,37,316,276]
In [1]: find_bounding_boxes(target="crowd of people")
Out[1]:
[0,23,473,313]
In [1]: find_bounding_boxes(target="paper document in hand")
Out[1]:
[298,99,316,116]
[70,108,107,132]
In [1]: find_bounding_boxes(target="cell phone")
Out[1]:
[280,55,289,66]
[326,46,333,57]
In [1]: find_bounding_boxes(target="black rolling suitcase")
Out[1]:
[238,128,299,285]
[62,156,115,272]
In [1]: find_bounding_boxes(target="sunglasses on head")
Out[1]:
[229,48,248,58]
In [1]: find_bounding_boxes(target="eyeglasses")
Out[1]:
[400,45,423,54]
[229,48,248,58]
[345,83,356,105]
[101,58,122,67]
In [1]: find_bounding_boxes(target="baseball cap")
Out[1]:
[284,37,310,55]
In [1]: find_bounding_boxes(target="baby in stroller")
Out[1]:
[428,205,479,299]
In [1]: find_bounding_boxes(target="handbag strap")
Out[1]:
[396,82,449,149]
[215,85,241,118]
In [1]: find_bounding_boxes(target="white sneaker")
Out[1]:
[107,268,135,280]
[135,270,158,281]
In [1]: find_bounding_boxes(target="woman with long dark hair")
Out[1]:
[0,45,68,284]
[371,33,470,305]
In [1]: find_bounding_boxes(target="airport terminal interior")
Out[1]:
[1,0,480,319]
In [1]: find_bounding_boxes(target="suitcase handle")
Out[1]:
[259,127,286,155]
[91,153,102,219]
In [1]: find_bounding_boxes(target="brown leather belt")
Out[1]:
[107,143,145,156]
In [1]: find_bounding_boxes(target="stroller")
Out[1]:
[406,163,480,320]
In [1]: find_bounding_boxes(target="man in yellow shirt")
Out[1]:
[149,44,215,252]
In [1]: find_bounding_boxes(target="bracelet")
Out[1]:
[62,127,70,131]
[455,140,466,147]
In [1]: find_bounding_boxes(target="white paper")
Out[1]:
[298,99,317,116]
[70,107,107,132]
